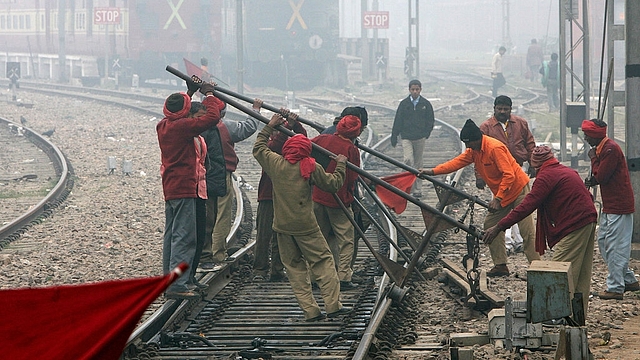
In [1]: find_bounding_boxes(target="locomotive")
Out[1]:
[220,0,340,90]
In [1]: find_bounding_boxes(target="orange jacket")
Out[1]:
[433,135,529,207]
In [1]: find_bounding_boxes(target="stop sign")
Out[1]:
[363,11,389,29]
[94,8,121,25]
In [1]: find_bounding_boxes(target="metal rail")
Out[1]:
[0,117,72,246]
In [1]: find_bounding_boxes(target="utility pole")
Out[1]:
[406,0,419,78]
[559,0,590,166]
[236,0,244,95]
[501,0,512,51]
[626,0,640,243]
[58,0,67,82]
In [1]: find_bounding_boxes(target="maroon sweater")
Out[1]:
[257,123,307,202]
[591,138,635,214]
[157,95,220,201]
[311,134,360,207]
[497,159,597,254]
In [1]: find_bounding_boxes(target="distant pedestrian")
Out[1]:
[492,46,507,97]
[526,39,543,83]
[540,53,560,112]
[390,79,435,197]
[484,146,597,301]
[583,119,640,300]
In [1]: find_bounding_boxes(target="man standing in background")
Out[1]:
[390,79,435,198]
[492,46,507,97]
[526,39,543,83]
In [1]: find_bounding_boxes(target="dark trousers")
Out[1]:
[253,200,285,277]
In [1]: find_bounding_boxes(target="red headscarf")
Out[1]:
[163,92,191,120]
[336,115,362,139]
[581,119,607,138]
[282,134,316,180]
[529,145,555,168]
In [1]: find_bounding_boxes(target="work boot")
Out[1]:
[625,281,640,292]
[327,306,352,318]
[340,281,358,291]
[486,264,510,277]
[598,291,623,300]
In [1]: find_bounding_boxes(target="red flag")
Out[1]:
[376,172,417,214]
[183,58,211,82]
[0,263,188,360]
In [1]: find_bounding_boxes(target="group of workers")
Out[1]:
[157,75,638,320]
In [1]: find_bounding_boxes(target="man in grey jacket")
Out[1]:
[198,99,262,271]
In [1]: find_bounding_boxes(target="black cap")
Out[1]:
[460,119,483,142]
[166,93,184,113]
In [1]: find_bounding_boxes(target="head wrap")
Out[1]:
[336,115,361,139]
[460,119,483,142]
[282,134,316,180]
[581,119,607,138]
[211,97,227,118]
[530,145,555,168]
[163,92,191,119]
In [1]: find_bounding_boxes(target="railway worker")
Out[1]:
[253,105,307,282]
[322,106,368,136]
[483,146,597,302]
[198,97,262,272]
[583,119,640,300]
[420,119,535,277]
[390,79,435,198]
[157,83,220,299]
[526,39,543,83]
[253,114,350,322]
[312,114,362,290]
[186,102,210,291]
[491,46,507,97]
[479,95,539,262]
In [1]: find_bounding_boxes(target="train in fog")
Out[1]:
[220,0,340,90]
[0,0,346,90]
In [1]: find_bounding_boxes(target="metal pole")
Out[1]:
[58,0,67,83]
[559,0,567,161]
[625,0,640,242]
[415,0,419,77]
[236,0,244,95]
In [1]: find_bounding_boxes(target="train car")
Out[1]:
[220,0,340,90]
[0,0,222,85]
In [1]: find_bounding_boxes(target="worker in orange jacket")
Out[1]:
[420,119,539,277]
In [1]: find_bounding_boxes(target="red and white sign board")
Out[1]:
[363,11,389,29]
[94,8,121,25]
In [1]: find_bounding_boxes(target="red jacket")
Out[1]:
[480,115,535,166]
[311,134,360,207]
[497,159,597,254]
[157,95,220,201]
[591,137,635,214]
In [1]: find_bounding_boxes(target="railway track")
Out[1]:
[1,73,549,359]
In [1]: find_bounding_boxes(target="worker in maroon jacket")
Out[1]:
[583,119,640,300]
[312,115,362,290]
[483,146,597,301]
[252,108,307,282]
[157,83,220,299]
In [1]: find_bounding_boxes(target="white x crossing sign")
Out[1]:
[164,0,186,30]
[286,0,307,30]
